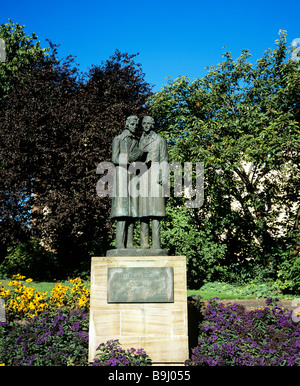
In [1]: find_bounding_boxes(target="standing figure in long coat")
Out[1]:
[110,115,145,249]
[138,116,169,249]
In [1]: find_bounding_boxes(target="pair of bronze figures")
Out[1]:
[110,116,168,251]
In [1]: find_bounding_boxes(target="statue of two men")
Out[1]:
[110,115,168,250]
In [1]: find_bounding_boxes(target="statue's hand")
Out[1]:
[129,148,144,162]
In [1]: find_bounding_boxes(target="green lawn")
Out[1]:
[187,281,296,300]
[1,277,296,300]
[187,289,254,300]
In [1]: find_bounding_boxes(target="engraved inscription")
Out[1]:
[107,267,174,303]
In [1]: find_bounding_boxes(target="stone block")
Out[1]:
[88,255,188,365]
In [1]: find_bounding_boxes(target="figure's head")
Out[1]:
[142,116,154,133]
[125,115,139,134]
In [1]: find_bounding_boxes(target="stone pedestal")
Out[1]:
[88,255,188,365]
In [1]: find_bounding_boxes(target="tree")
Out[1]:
[0,19,48,99]
[0,41,81,270]
[33,50,152,274]
[150,30,300,287]
[0,33,152,278]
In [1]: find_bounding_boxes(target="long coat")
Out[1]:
[110,129,141,219]
[138,131,169,218]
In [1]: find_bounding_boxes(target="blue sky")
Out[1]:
[1,0,299,91]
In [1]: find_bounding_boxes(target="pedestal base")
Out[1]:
[88,255,188,365]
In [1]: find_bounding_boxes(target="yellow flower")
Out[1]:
[26,278,33,283]
[0,289,10,297]
[13,274,25,280]
[0,363,5,366]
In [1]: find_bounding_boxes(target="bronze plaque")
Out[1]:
[107,267,174,303]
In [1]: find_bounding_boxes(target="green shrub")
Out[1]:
[161,200,228,288]
[0,239,58,281]
[276,254,300,295]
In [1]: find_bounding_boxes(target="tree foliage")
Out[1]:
[0,19,48,99]
[0,21,152,278]
[150,30,300,288]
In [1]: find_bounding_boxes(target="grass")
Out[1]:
[187,289,254,300]
[1,277,297,300]
[188,281,297,300]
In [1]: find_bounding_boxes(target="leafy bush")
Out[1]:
[0,239,58,281]
[91,339,152,366]
[161,200,228,288]
[186,298,300,366]
[276,254,300,295]
[0,309,89,366]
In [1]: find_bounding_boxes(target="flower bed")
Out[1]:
[0,309,89,366]
[0,275,152,366]
[92,339,152,366]
[0,274,91,366]
[0,274,90,321]
[186,297,300,366]
[1,276,300,366]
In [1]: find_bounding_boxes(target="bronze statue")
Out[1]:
[109,115,168,254]
[110,115,144,249]
[138,116,169,249]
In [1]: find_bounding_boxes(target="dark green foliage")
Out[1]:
[161,198,228,288]
[0,239,58,281]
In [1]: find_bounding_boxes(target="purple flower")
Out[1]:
[91,340,152,366]
[0,309,90,366]
[187,298,300,366]
[265,297,273,306]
